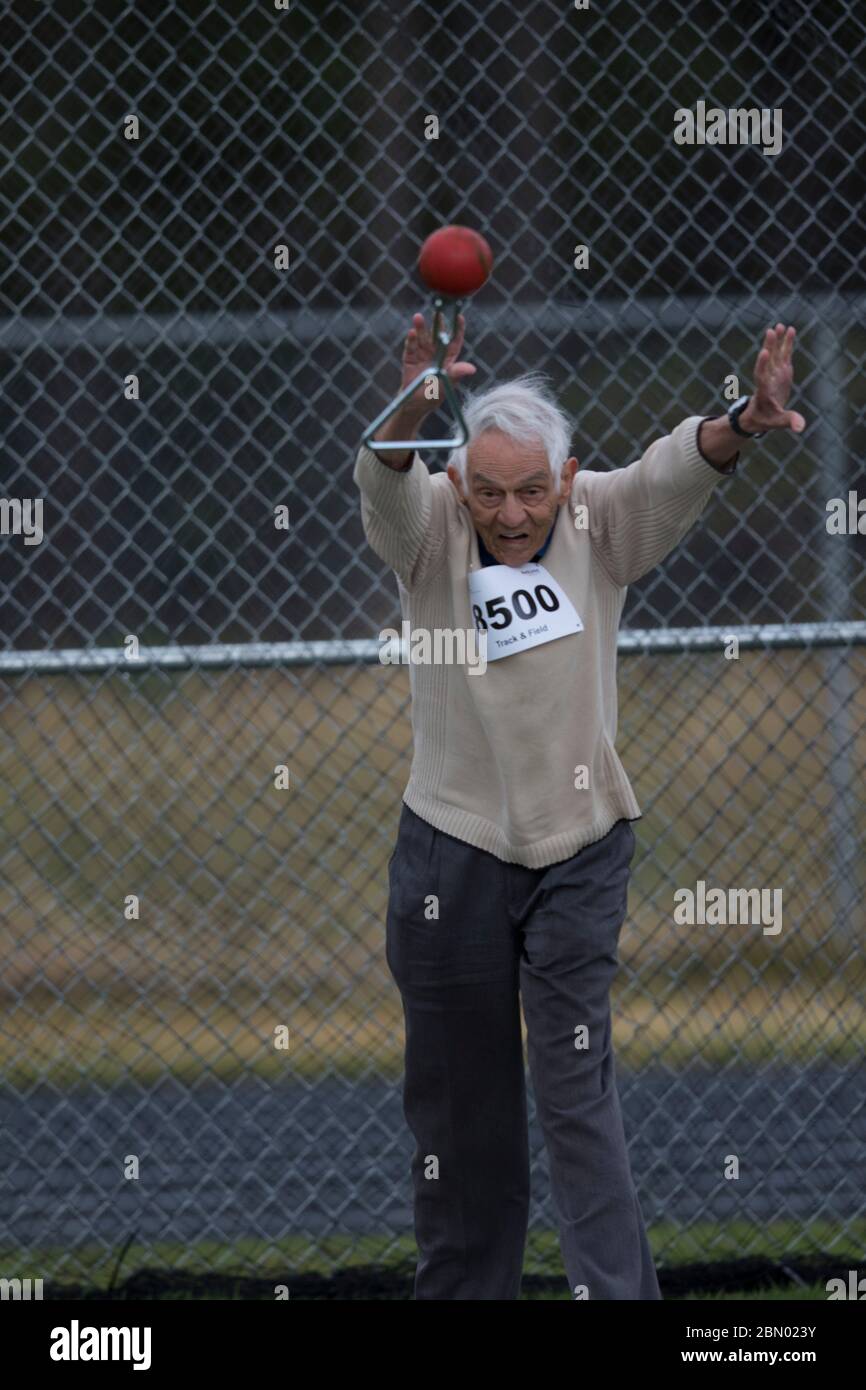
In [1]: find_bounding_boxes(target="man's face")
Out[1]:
[448,429,579,568]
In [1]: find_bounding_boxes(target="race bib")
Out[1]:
[468,562,583,662]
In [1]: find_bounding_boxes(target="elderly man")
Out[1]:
[354,315,803,1301]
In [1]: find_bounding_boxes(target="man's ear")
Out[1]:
[447,463,468,504]
[559,455,579,502]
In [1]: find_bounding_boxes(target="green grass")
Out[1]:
[522,1284,831,1301]
[6,1218,863,1298]
[55,1282,832,1300]
[681,1284,828,1301]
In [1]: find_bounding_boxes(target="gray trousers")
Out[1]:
[385,802,662,1301]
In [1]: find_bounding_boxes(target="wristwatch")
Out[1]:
[728,395,765,439]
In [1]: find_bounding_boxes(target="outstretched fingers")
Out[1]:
[754,344,771,389]
[406,313,432,358]
[766,323,794,367]
[447,313,467,358]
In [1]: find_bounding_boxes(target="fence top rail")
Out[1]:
[0,291,862,351]
[0,622,863,675]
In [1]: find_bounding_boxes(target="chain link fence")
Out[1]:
[2,0,865,1292]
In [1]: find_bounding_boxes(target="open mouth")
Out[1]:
[499,533,528,544]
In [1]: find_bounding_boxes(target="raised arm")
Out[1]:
[577,417,724,588]
[580,324,805,588]
[353,310,476,590]
[371,310,476,470]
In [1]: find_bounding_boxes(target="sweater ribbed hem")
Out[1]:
[402,783,642,869]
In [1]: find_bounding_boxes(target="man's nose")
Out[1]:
[499,495,527,526]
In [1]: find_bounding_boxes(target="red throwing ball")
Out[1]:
[418,225,493,297]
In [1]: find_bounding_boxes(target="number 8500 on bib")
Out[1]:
[466,563,583,660]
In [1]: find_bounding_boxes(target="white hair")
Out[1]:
[448,372,575,487]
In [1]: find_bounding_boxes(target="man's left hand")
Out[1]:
[741,324,806,434]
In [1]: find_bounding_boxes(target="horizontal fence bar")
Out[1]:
[0,291,862,352]
[2,621,865,676]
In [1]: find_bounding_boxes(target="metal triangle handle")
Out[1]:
[363,297,470,454]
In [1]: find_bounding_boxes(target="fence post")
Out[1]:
[817,319,858,931]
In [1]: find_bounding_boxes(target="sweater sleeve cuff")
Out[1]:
[353,442,429,520]
[696,416,739,475]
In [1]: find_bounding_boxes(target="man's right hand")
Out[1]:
[372,311,476,469]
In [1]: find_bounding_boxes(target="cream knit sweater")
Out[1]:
[354,416,734,868]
